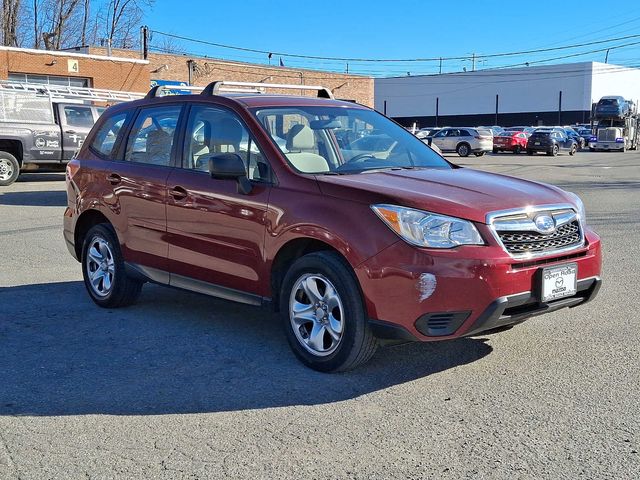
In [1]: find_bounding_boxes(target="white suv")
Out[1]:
[430,127,493,157]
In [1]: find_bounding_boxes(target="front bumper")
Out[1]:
[356,228,602,341]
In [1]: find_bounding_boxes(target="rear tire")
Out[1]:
[492,147,498,154]
[514,145,522,154]
[81,224,143,308]
[456,143,470,157]
[527,149,534,156]
[0,152,20,187]
[474,151,485,157]
[569,144,577,156]
[280,251,378,372]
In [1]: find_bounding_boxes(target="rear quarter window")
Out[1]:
[90,112,128,158]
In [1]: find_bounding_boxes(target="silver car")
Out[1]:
[430,127,493,157]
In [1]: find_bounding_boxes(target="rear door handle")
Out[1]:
[106,173,121,185]
[169,186,188,200]
[65,130,76,134]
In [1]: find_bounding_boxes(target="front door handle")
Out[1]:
[169,186,188,200]
[106,173,121,185]
[65,130,77,134]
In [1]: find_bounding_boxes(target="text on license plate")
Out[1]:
[541,263,577,302]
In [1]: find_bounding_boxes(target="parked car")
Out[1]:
[527,128,578,156]
[429,127,493,157]
[63,81,601,372]
[576,127,596,147]
[493,130,529,154]
[564,128,586,149]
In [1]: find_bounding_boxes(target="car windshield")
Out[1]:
[252,106,450,174]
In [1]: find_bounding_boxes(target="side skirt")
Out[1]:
[125,262,267,307]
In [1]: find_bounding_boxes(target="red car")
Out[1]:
[493,131,529,154]
[63,81,602,372]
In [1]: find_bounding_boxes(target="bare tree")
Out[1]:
[101,0,152,49]
[2,0,22,46]
[41,0,82,50]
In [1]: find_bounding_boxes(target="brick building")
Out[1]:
[0,45,374,106]
[0,46,149,92]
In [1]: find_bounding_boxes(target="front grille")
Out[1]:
[490,206,584,258]
[597,130,617,142]
[498,220,581,254]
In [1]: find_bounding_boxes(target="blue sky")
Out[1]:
[144,0,640,76]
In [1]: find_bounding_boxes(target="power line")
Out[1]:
[150,29,640,63]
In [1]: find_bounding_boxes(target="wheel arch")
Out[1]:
[74,209,112,260]
[0,140,24,166]
[270,237,353,312]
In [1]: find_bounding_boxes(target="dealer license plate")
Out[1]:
[541,263,577,302]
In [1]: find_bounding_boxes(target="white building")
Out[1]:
[374,62,640,127]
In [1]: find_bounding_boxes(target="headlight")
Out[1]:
[566,192,587,225]
[371,204,484,248]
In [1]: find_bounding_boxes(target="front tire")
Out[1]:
[281,251,378,372]
[81,224,143,308]
[474,151,485,157]
[0,151,20,187]
[569,144,577,156]
[514,145,522,154]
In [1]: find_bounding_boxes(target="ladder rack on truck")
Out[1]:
[0,81,145,104]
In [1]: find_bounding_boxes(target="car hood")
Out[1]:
[315,167,573,224]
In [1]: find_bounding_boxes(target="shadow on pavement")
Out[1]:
[17,172,66,183]
[0,281,492,416]
[0,190,67,207]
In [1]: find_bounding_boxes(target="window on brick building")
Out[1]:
[8,73,90,88]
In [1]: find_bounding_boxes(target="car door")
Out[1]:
[165,103,272,300]
[98,104,182,275]
[58,104,95,160]
[431,128,449,151]
[447,129,462,151]
[555,131,569,151]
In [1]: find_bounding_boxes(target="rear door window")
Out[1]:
[90,112,128,158]
[124,105,182,166]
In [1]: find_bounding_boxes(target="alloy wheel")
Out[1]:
[85,237,115,297]
[289,273,345,357]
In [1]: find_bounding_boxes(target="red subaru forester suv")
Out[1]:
[64,81,602,372]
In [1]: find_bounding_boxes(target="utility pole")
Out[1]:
[605,49,610,63]
[439,57,442,74]
[346,63,349,74]
[472,53,476,72]
[187,60,195,85]
[140,25,149,60]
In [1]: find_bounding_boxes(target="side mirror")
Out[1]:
[206,153,252,195]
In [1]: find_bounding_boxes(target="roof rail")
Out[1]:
[145,84,264,99]
[0,81,144,103]
[201,81,334,99]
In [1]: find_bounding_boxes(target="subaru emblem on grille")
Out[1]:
[534,214,556,234]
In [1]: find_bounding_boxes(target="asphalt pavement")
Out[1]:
[0,152,638,479]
